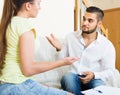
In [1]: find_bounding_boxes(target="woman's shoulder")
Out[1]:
[11,16,31,25]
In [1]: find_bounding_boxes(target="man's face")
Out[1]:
[81,12,100,34]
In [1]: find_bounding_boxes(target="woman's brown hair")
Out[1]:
[0,0,33,74]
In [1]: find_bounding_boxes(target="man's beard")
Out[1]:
[82,25,97,34]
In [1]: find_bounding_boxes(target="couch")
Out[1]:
[33,35,120,89]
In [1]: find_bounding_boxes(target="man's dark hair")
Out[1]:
[86,6,104,21]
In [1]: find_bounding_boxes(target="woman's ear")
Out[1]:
[25,2,32,11]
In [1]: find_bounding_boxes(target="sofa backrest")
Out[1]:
[34,36,70,88]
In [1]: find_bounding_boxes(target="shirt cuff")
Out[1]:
[94,72,101,79]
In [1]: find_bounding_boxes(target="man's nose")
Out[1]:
[83,20,89,25]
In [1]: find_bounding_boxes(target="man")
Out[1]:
[46,6,116,95]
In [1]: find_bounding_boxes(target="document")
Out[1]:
[81,85,120,95]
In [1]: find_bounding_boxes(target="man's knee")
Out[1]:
[62,73,75,80]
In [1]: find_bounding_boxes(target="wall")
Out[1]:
[88,0,120,10]
[34,0,74,38]
[0,0,74,38]
[0,0,120,38]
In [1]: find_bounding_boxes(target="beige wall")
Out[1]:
[88,0,120,10]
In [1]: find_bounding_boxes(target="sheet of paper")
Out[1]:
[81,86,120,95]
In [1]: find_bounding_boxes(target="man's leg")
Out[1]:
[61,72,83,95]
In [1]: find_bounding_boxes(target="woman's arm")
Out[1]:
[19,30,78,76]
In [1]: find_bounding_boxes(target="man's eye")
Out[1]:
[88,19,93,23]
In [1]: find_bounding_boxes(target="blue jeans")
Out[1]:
[0,79,67,95]
[61,72,105,95]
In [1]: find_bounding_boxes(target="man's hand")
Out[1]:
[46,34,62,51]
[79,71,94,84]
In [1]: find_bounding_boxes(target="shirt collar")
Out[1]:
[96,31,102,43]
[75,30,102,44]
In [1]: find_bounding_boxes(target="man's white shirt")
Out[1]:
[57,31,116,82]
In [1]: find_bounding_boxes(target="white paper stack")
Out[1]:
[81,85,120,95]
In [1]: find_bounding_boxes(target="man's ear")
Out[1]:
[98,21,102,27]
[25,2,32,11]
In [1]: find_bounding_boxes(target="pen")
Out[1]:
[93,88,103,94]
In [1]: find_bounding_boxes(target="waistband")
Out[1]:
[0,81,6,84]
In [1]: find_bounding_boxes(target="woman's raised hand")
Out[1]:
[61,57,79,65]
[46,34,62,51]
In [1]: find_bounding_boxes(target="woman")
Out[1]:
[0,0,78,95]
